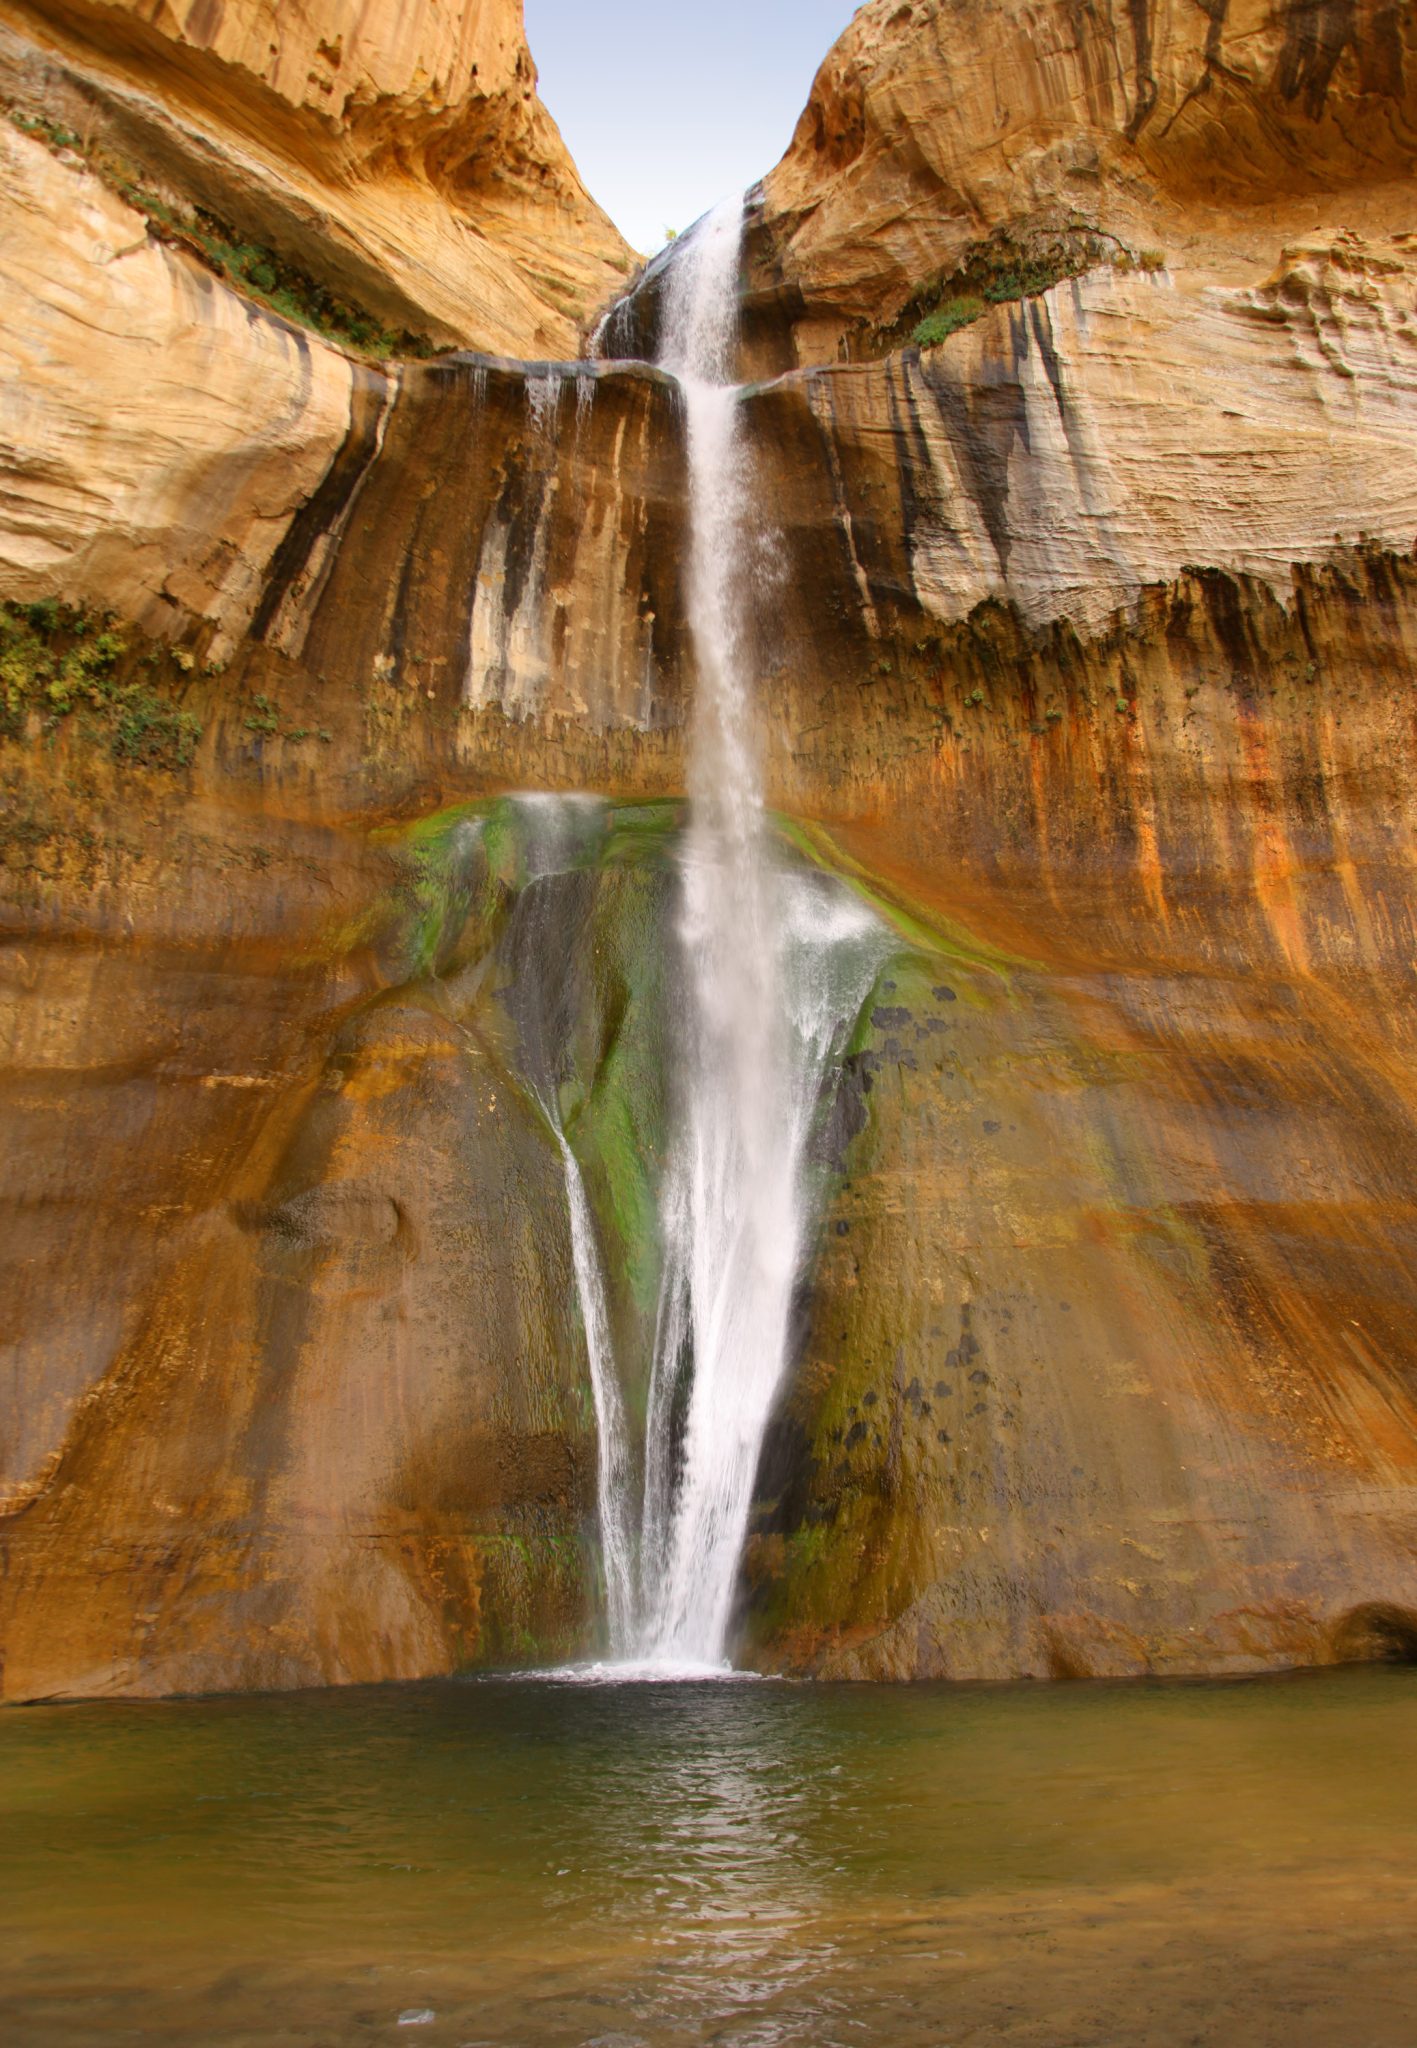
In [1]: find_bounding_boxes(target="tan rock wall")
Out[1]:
[84,0,527,129]
[753,0,1417,359]
[0,128,681,688]
[0,0,634,354]
[267,356,688,734]
[743,238,1417,643]
[0,122,358,648]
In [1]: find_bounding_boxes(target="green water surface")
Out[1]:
[3,1668,1415,2046]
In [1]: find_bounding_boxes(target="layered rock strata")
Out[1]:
[0,121,358,649]
[0,0,633,356]
[745,0,1417,362]
[0,114,683,683]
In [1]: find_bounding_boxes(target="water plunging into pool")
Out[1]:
[629,199,880,1668]
[549,199,887,1674]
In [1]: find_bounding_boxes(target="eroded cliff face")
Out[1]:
[748,0,1417,363]
[0,793,683,1698]
[0,120,360,648]
[2,0,1417,1698]
[745,552,1417,1679]
[0,116,684,677]
[0,0,633,355]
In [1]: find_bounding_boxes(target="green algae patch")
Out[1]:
[566,867,673,1335]
[469,1528,590,1669]
[352,794,679,1389]
[368,802,493,982]
[601,799,684,858]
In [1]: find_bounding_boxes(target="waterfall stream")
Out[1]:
[540,201,888,1673]
[628,198,887,1668]
[551,1124,638,1652]
[636,197,793,1665]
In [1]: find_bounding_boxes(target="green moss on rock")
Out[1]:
[846,223,1135,360]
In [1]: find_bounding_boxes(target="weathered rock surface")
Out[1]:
[0,0,633,355]
[743,551,1417,1679]
[0,123,684,670]
[746,241,1417,639]
[0,121,358,649]
[0,793,679,1697]
[750,0,1417,361]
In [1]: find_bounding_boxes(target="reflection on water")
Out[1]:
[578,1684,831,2039]
[3,1669,1417,2045]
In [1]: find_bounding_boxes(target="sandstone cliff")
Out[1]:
[2,0,1417,1698]
[0,0,633,356]
[0,119,360,648]
[749,0,1417,363]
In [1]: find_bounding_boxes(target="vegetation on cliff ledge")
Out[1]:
[7,109,435,362]
[0,599,203,768]
[851,224,1165,359]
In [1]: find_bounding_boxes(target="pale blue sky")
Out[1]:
[523,0,861,256]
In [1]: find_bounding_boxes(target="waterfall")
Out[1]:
[526,209,887,1676]
[626,200,888,1667]
[552,1127,638,1652]
[503,796,638,1654]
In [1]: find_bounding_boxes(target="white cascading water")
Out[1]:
[553,1126,639,1650]
[508,796,638,1650]
[626,199,887,1667]
[637,196,788,1666]
[532,206,886,1675]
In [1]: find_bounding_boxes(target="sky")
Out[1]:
[522,0,861,256]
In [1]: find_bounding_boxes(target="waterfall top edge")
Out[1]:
[426,350,680,384]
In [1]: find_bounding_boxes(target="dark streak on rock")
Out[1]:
[1125,0,1159,137]
[1276,0,1358,118]
[251,364,391,644]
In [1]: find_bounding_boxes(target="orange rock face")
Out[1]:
[744,552,1417,1679]
[751,0,1417,361]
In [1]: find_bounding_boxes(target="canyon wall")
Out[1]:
[749,0,1417,362]
[2,0,1417,1696]
[0,0,633,355]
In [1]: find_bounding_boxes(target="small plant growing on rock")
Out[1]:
[243,694,281,736]
[9,110,81,154]
[112,691,202,767]
[0,599,203,768]
[913,294,986,348]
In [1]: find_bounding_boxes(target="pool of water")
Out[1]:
[3,1666,1416,2045]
